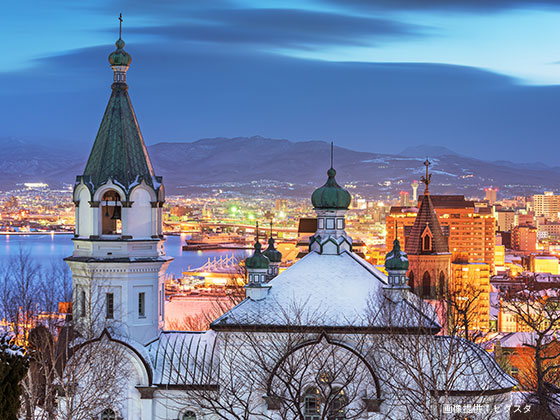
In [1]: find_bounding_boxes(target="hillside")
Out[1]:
[1,136,558,198]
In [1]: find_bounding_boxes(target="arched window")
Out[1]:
[100,409,116,420]
[328,388,347,420]
[421,271,432,298]
[408,271,415,291]
[80,290,86,317]
[182,411,197,420]
[101,190,122,235]
[422,234,431,251]
[303,387,320,420]
[438,272,446,299]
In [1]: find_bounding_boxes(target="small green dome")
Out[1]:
[108,38,132,67]
[263,237,282,263]
[385,239,409,271]
[245,241,270,269]
[311,167,352,209]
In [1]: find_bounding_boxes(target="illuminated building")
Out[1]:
[411,180,419,204]
[387,196,496,273]
[511,225,537,253]
[494,244,505,272]
[485,187,498,205]
[537,221,560,239]
[450,261,490,331]
[496,209,515,232]
[399,191,410,207]
[529,255,559,275]
[533,191,560,221]
[404,160,451,300]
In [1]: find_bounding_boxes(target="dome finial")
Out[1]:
[108,13,132,84]
[311,142,351,209]
[245,221,269,270]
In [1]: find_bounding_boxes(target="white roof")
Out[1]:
[212,250,439,330]
[145,330,217,386]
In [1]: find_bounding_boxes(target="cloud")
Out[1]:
[322,0,560,12]
[121,8,427,51]
[1,41,559,164]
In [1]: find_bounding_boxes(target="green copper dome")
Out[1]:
[108,38,132,67]
[385,239,409,271]
[263,237,282,263]
[245,242,270,269]
[311,168,352,209]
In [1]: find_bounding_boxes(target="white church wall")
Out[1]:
[129,186,154,239]
[77,186,93,237]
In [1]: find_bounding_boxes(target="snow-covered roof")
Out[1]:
[145,331,217,386]
[431,336,516,392]
[211,250,440,331]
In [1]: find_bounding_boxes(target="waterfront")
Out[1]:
[0,234,251,278]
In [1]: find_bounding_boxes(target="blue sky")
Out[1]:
[1,0,560,163]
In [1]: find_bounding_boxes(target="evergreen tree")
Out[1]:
[0,333,28,420]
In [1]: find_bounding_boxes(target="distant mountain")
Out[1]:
[399,144,461,158]
[1,136,559,198]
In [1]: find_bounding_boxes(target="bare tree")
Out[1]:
[368,291,513,420]
[169,301,378,420]
[444,283,488,342]
[0,246,41,342]
[499,276,560,419]
[19,268,131,420]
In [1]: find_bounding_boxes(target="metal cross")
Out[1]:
[119,13,123,39]
[420,159,432,189]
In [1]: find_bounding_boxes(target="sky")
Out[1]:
[1,0,560,164]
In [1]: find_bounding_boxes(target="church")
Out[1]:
[58,28,516,420]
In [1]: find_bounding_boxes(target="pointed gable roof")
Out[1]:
[405,192,449,255]
[77,36,161,199]
[80,84,157,196]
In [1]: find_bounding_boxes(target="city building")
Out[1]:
[529,255,559,275]
[533,192,560,221]
[387,195,496,273]
[511,225,537,253]
[450,262,490,332]
[496,209,515,232]
[411,180,419,204]
[399,190,410,207]
[485,187,498,205]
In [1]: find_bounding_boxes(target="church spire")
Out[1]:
[77,15,161,200]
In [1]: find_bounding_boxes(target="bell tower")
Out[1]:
[66,17,171,344]
[405,160,450,300]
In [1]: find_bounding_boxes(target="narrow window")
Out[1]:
[138,292,145,318]
[336,218,344,230]
[106,293,114,319]
[303,387,320,420]
[80,290,86,317]
[423,235,431,251]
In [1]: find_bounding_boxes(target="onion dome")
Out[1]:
[263,237,282,263]
[311,167,352,209]
[385,239,409,271]
[108,38,131,67]
[245,241,270,269]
